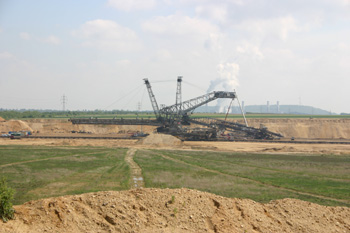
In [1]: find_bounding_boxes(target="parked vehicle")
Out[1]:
[10,132,22,139]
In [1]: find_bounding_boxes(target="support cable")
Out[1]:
[224,98,235,122]
[104,84,144,110]
[236,93,248,127]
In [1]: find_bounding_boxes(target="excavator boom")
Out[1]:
[159,91,236,123]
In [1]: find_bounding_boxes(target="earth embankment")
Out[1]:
[0,118,156,135]
[235,118,350,139]
[0,188,349,233]
[0,118,349,139]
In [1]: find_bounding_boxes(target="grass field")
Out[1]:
[0,145,130,204]
[1,145,349,207]
[134,149,350,207]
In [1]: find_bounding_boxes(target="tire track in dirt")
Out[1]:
[147,150,350,205]
[125,148,144,189]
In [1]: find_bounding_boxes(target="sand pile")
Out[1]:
[0,120,33,132]
[0,116,5,122]
[0,188,349,233]
[139,133,182,146]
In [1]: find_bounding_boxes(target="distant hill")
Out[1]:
[195,105,332,115]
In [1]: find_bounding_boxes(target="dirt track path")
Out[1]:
[125,148,144,188]
[149,150,350,205]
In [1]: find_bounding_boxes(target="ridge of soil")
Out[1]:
[1,188,349,233]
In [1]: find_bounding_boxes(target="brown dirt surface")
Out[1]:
[0,116,5,122]
[138,133,183,147]
[0,120,33,132]
[234,118,350,139]
[1,118,350,139]
[126,148,145,189]
[1,188,349,233]
[1,118,349,154]
[1,118,350,232]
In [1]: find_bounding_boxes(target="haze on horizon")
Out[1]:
[0,0,349,113]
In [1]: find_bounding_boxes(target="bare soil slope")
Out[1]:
[235,118,350,139]
[26,119,156,134]
[0,119,156,135]
[1,188,349,233]
[1,118,349,139]
[0,120,33,132]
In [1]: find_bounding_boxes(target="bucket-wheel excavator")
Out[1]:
[142,77,282,140]
[70,77,283,141]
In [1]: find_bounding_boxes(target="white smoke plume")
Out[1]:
[207,62,240,113]
[207,62,239,92]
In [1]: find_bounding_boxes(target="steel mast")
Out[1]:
[176,76,182,118]
[143,78,161,121]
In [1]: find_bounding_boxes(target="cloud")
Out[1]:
[42,35,61,45]
[142,14,218,37]
[337,42,350,50]
[72,19,142,51]
[203,33,225,53]
[236,16,299,41]
[0,52,16,60]
[107,0,156,11]
[19,32,61,45]
[236,42,264,60]
[19,32,31,40]
[116,59,131,66]
[195,5,228,23]
[151,49,172,62]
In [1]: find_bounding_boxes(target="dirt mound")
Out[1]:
[0,116,5,122]
[1,188,349,233]
[0,120,33,132]
[139,133,182,146]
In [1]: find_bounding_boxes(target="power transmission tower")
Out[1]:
[61,94,67,111]
[137,102,141,112]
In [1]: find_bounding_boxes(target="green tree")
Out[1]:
[0,177,15,222]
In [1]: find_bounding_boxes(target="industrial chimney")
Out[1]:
[267,101,270,113]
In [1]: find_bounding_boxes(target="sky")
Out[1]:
[0,0,349,113]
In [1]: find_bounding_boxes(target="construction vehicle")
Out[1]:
[70,77,283,141]
[142,77,282,140]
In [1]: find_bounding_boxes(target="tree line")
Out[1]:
[0,110,152,120]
